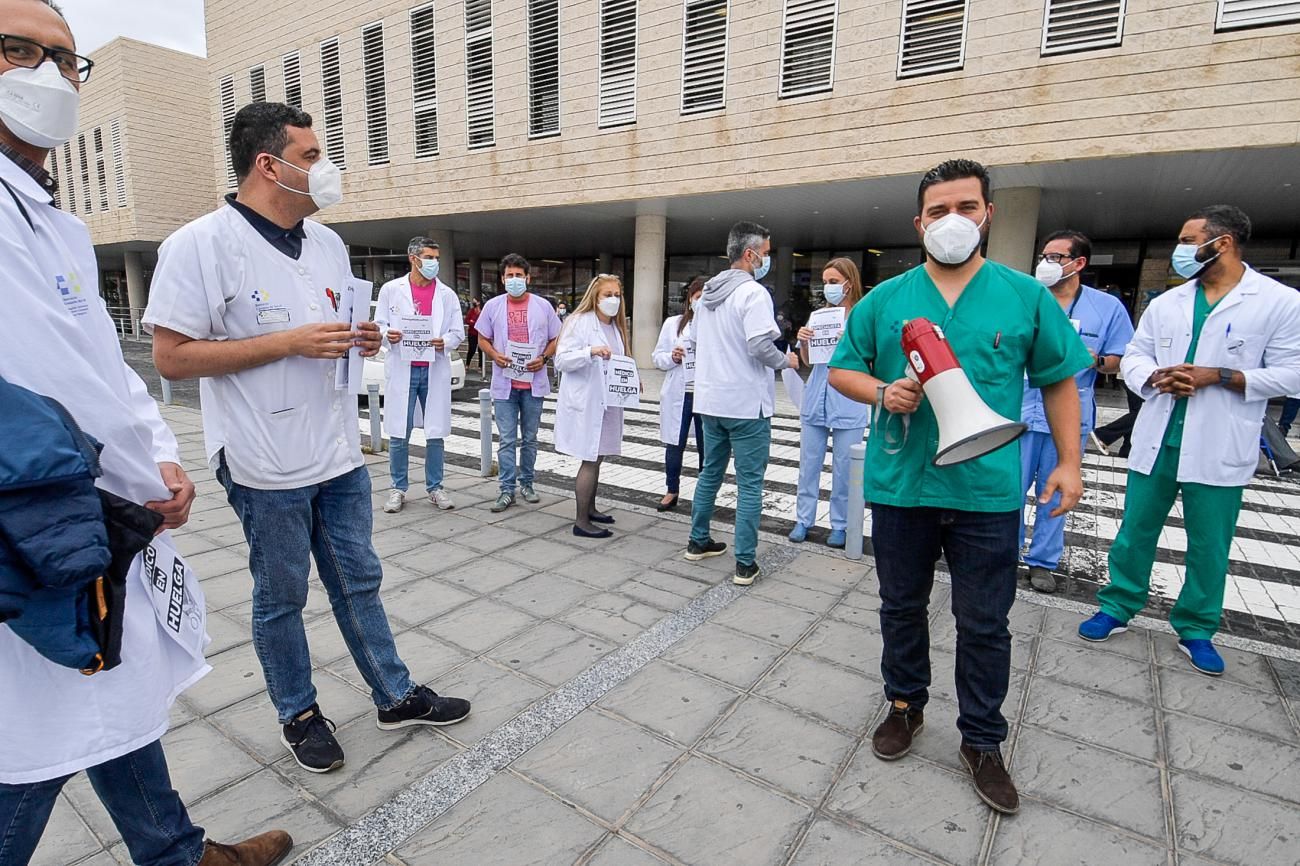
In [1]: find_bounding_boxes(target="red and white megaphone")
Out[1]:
[901,318,1025,466]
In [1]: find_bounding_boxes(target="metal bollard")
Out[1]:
[160,377,173,406]
[845,442,867,560]
[479,388,494,476]
[367,383,384,453]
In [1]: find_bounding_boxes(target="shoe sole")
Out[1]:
[1029,578,1057,594]
[1178,643,1224,677]
[279,733,344,774]
[490,500,514,513]
[431,500,456,510]
[871,722,923,761]
[684,548,726,562]
[1079,625,1126,643]
[383,502,403,513]
[733,567,760,586]
[959,749,1020,815]
[376,709,471,731]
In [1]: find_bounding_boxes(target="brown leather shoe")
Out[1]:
[198,831,293,866]
[959,744,1020,814]
[871,700,924,760]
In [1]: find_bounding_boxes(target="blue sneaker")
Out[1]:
[1078,611,1127,642]
[1178,639,1225,676]
[788,523,808,543]
[827,529,846,549]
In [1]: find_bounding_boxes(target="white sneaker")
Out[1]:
[429,488,455,510]
[383,490,405,513]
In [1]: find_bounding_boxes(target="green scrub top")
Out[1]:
[1163,287,1219,448]
[829,260,1093,512]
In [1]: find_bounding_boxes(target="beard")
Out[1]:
[922,224,989,270]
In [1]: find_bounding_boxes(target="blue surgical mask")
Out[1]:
[1171,236,1225,280]
[752,252,771,281]
[504,277,528,298]
[418,258,439,280]
[823,283,845,305]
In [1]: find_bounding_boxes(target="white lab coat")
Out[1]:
[0,157,208,784]
[1122,267,1300,486]
[652,316,691,445]
[554,311,624,461]
[373,277,464,440]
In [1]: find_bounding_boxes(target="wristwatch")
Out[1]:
[1218,367,1234,387]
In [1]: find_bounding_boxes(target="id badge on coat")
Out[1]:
[140,537,208,661]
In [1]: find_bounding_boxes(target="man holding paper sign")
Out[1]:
[374,237,465,513]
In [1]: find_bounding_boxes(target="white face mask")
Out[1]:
[0,61,80,149]
[823,283,846,305]
[504,277,528,298]
[922,212,987,265]
[417,258,439,280]
[270,154,343,209]
[690,298,700,312]
[597,296,622,318]
[1034,260,1064,287]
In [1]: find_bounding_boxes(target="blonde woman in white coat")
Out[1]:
[651,277,707,512]
[554,275,630,538]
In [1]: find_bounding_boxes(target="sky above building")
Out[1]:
[62,0,207,57]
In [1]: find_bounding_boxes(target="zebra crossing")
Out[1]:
[365,386,1300,645]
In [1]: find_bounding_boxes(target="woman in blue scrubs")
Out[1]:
[790,258,869,548]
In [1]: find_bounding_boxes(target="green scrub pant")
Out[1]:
[1099,444,1243,639]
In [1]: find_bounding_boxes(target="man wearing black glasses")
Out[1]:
[0,2,289,864]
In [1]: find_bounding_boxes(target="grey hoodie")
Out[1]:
[700,269,789,370]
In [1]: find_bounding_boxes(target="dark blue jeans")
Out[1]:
[664,392,704,494]
[217,456,415,723]
[870,504,1020,750]
[1280,397,1299,436]
[0,740,205,866]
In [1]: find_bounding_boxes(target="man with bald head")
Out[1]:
[0,1,289,863]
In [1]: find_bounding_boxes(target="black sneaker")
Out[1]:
[734,561,760,586]
[684,539,727,561]
[377,685,471,730]
[281,705,344,774]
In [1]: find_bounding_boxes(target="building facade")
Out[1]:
[54,38,216,335]
[78,0,1300,360]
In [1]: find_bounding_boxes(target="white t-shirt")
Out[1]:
[143,206,363,490]
[693,278,780,419]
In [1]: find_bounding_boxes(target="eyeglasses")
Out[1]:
[0,34,94,83]
[1036,253,1075,264]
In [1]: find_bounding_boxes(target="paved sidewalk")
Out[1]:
[37,404,1300,866]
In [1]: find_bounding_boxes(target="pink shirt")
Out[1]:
[409,277,435,367]
[506,296,530,389]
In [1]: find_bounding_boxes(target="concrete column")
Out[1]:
[427,230,456,287]
[124,251,146,337]
[597,252,613,275]
[986,186,1041,274]
[631,214,666,367]
[773,246,794,308]
[364,258,382,285]
[469,257,483,301]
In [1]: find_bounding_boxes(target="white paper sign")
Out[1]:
[140,537,208,661]
[399,314,435,361]
[335,278,371,394]
[506,340,536,383]
[604,353,641,409]
[807,306,846,366]
[681,341,696,387]
[781,367,804,412]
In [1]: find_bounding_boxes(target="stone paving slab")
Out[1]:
[33,403,1300,866]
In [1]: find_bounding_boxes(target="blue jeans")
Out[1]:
[689,415,771,567]
[870,504,1020,750]
[796,424,865,531]
[495,389,544,494]
[217,457,415,722]
[1280,397,1300,435]
[0,740,205,866]
[664,392,704,494]
[1018,430,1087,570]
[389,365,445,493]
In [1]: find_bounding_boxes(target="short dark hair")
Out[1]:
[1043,229,1092,262]
[500,253,531,275]
[726,221,770,263]
[917,159,991,213]
[1188,205,1251,249]
[229,102,314,182]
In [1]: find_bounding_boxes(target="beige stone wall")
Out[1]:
[203,0,1300,224]
[64,38,217,246]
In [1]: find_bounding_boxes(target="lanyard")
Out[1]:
[1066,286,1084,320]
